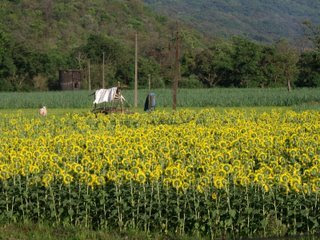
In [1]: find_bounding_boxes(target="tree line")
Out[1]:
[183,37,319,90]
[0,25,319,91]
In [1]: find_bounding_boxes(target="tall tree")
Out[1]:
[231,37,263,87]
[297,51,320,87]
[274,40,299,91]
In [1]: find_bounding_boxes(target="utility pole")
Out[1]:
[134,32,138,108]
[88,59,91,91]
[172,23,181,110]
[102,52,105,89]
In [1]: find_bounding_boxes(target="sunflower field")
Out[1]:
[0,109,319,239]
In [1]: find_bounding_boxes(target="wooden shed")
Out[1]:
[59,70,82,90]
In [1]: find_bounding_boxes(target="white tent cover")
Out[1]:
[93,87,118,104]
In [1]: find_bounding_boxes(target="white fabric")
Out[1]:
[93,87,118,104]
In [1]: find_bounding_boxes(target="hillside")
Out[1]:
[1,0,319,91]
[144,0,320,43]
[0,0,202,52]
[0,0,205,90]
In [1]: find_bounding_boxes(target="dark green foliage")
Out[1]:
[190,38,300,88]
[80,34,126,65]
[230,37,264,87]
[0,31,15,90]
[0,31,74,91]
[297,52,320,87]
[76,34,134,88]
[0,0,187,91]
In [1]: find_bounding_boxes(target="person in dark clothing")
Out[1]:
[144,93,156,112]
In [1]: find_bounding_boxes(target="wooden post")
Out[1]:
[102,52,105,89]
[88,59,91,91]
[134,32,138,108]
[172,24,181,110]
[118,81,124,113]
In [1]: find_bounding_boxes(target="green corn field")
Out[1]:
[0,88,319,109]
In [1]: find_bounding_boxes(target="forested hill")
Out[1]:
[144,0,320,43]
[0,0,203,91]
[1,0,319,91]
[0,0,201,52]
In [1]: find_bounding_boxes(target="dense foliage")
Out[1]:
[187,38,298,88]
[0,0,199,90]
[0,0,320,91]
[0,110,320,239]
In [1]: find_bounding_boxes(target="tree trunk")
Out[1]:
[287,79,292,92]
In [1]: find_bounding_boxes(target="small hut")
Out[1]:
[59,70,82,90]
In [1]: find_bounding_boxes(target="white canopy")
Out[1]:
[93,87,126,104]
[93,87,118,104]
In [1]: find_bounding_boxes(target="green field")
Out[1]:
[0,88,319,109]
